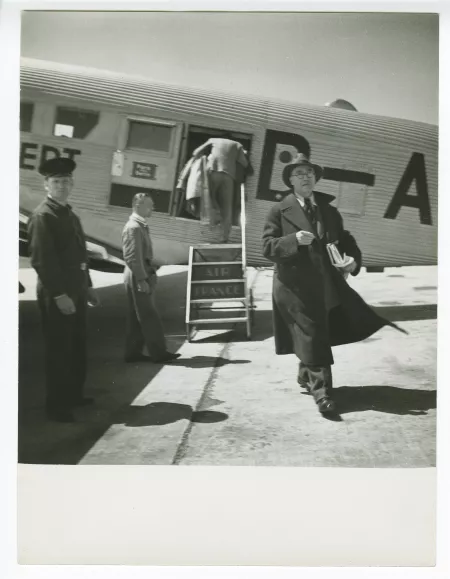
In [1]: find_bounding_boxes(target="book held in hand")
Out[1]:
[326,242,355,269]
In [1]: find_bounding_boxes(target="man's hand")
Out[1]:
[296,230,315,246]
[137,280,151,294]
[334,255,357,279]
[338,256,357,274]
[54,294,76,315]
[87,287,100,307]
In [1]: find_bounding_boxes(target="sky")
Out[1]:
[20,11,438,123]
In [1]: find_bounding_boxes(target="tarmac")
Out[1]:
[18,259,437,466]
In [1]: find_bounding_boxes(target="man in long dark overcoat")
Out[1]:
[262,153,402,416]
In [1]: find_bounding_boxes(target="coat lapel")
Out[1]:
[314,200,325,240]
[280,193,314,234]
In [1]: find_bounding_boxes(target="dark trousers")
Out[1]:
[37,287,87,413]
[124,271,167,360]
[298,361,333,402]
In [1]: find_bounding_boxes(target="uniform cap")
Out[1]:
[38,157,76,178]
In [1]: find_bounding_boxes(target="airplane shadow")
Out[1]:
[190,309,275,343]
[18,265,437,464]
[333,385,436,416]
[115,402,228,427]
[189,303,437,344]
[372,304,437,322]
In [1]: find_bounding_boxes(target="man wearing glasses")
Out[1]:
[262,153,397,417]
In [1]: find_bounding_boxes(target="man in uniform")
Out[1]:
[122,193,181,364]
[27,157,99,423]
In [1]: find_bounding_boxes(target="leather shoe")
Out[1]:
[73,397,94,407]
[317,398,336,414]
[46,409,75,423]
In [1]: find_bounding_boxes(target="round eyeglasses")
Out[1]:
[292,169,315,178]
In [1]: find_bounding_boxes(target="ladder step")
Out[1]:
[194,308,247,314]
[192,261,243,266]
[190,298,249,303]
[191,279,244,284]
[188,317,248,325]
[192,244,242,249]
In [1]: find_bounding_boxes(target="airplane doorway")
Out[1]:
[174,126,252,222]
[185,126,252,159]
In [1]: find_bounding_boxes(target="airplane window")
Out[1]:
[53,107,99,139]
[126,121,173,153]
[20,102,34,133]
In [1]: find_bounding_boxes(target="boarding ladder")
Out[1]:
[185,184,253,342]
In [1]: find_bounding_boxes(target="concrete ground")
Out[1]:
[18,259,436,466]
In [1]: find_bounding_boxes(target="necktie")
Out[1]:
[304,197,317,226]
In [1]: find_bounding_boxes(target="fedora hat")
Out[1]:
[282,153,323,189]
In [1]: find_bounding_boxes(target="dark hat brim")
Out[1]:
[282,160,323,189]
[39,157,76,177]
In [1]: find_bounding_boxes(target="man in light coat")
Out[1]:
[122,193,181,364]
[193,138,249,242]
[262,154,403,416]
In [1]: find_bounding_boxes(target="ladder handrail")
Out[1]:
[240,183,252,340]
[185,246,194,325]
[240,183,247,271]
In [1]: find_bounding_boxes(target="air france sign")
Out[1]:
[257,129,433,226]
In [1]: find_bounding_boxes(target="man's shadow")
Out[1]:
[333,385,436,416]
[168,356,250,368]
[116,402,228,427]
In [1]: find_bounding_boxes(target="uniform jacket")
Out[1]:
[262,192,396,366]
[27,196,92,299]
[122,214,157,283]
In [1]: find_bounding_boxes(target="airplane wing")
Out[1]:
[19,212,125,273]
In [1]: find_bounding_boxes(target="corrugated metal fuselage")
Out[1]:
[19,58,437,268]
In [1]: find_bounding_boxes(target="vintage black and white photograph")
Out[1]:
[18,10,437,466]
[12,7,442,566]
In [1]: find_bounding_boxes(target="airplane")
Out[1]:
[19,57,437,273]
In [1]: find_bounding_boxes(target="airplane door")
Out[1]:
[109,115,183,213]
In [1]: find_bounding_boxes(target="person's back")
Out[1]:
[192,137,249,242]
[207,138,248,180]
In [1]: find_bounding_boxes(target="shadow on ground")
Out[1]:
[116,402,229,427]
[18,264,437,464]
[190,302,437,345]
[168,356,250,368]
[190,309,275,343]
[334,385,436,416]
[19,270,198,464]
[373,304,437,322]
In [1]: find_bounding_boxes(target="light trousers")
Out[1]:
[124,269,167,360]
